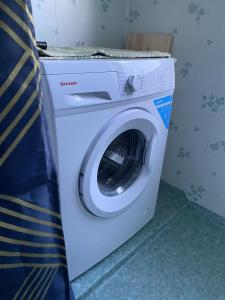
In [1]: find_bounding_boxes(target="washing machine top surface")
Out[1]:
[40,57,175,73]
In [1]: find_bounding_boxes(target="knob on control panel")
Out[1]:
[128,75,142,92]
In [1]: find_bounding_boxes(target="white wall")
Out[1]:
[31,0,126,48]
[125,0,225,218]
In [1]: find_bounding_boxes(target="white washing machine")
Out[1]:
[40,58,175,280]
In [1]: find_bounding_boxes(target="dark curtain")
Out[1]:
[0,0,75,299]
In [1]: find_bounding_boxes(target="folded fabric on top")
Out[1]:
[38,46,171,59]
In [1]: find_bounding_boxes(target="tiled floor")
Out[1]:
[72,181,225,300]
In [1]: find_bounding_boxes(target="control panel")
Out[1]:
[119,68,173,100]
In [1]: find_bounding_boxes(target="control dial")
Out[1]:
[128,75,142,92]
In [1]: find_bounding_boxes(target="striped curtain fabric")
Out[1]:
[0,1,74,299]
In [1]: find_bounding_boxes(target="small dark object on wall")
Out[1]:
[37,41,48,50]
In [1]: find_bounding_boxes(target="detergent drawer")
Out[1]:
[41,71,120,111]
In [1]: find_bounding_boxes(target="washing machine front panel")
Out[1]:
[79,108,160,218]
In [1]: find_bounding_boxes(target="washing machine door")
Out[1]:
[79,109,159,218]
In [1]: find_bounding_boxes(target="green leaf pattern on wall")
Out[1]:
[177,147,190,159]
[188,185,206,202]
[207,39,213,46]
[210,141,225,152]
[173,27,178,35]
[193,126,200,132]
[180,62,192,78]
[201,95,225,113]
[100,0,111,13]
[188,3,205,21]
[126,9,141,24]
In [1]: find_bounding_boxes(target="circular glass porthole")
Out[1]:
[97,129,146,197]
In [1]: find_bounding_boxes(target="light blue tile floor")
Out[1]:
[72,181,225,300]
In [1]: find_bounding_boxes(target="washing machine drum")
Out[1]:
[79,109,159,218]
[97,129,145,197]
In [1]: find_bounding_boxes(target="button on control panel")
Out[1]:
[157,74,167,91]
[119,73,145,98]
[127,75,142,92]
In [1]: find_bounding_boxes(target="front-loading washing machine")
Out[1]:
[40,58,175,280]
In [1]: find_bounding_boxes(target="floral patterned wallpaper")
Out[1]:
[31,0,126,48]
[126,0,225,218]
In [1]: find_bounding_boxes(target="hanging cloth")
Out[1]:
[0,0,75,299]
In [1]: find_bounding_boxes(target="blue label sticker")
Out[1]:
[157,104,172,129]
[154,96,173,129]
[154,95,173,107]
